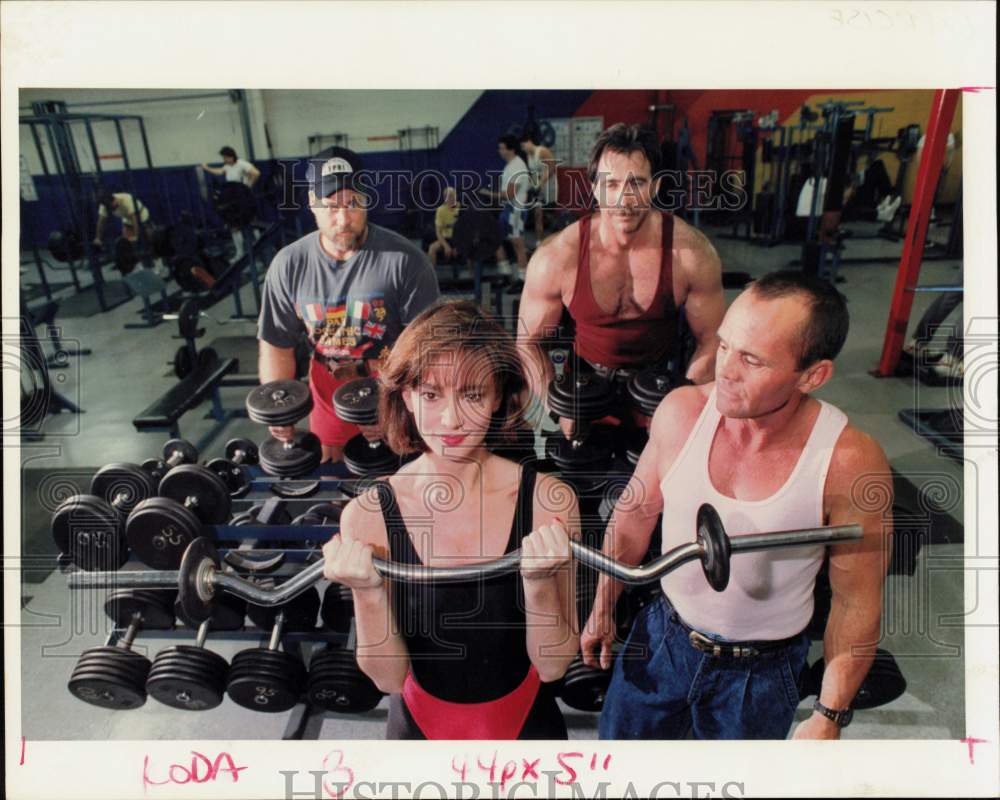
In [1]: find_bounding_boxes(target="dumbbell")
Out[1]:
[544,372,617,482]
[245,380,323,477]
[146,613,235,711]
[205,438,260,497]
[558,652,617,713]
[625,365,691,423]
[226,587,320,712]
[291,502,343,527]
[230,500,292,527]
[307,583,383,713]
[141,438,200,486]
[67,589,175,709]
[125,464,233,569]
[51,462,157,571]
[797,649,906,710]
[333,378,400,478]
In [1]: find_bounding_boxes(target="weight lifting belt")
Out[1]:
[401,665,541,740]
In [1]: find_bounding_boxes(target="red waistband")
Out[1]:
[401,665,541,740]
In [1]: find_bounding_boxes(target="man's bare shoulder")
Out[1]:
[671,216,722,274]
[827,424,892,489]
[650,382,713,443]
[534,220,580,267]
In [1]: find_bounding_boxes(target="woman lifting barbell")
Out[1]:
[321,300,580,740]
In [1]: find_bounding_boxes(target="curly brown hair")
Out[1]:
[378,300,528,455]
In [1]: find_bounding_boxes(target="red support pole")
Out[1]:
[874,89,960,377]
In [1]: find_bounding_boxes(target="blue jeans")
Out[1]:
[598,595,811,740]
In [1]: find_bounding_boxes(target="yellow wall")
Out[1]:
[760,90,963,205]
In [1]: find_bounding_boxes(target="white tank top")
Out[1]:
[658,389,848,640]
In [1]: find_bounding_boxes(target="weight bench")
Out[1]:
[133,354,239,452]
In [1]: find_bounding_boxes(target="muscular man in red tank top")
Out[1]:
[516,124,725,429]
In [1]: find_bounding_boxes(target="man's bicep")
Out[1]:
[518,255,564,342]
[681,242,725,342]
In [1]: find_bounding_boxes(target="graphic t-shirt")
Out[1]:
[257,225,440,371]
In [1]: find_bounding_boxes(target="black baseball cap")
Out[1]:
[306,146,365,198]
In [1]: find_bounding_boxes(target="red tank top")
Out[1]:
[568,212,677,369]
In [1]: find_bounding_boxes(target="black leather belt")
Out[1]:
[667,606,801,659]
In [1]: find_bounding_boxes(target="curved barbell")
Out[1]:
[67,504,862,623]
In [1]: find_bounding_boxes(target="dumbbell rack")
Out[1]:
[68,459,369,736]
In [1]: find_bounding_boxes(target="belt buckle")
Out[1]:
[688,630,723,657]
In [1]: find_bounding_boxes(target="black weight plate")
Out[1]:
[259,431,322,478]
[104,591,176,630]
[198,347,219,369]
[176,298,201,339]
[306,666,382,713]
[51,494,129,572]
[205,458,250,496]
[559,659,611,712]
[246,380,313,427]
[68,674,147,710]
[229,511,257,526]
[163,438,199,467]
[546,373,615,421]
[342,435,399,478]
[174,588,247,632]
[75,650,153,683]
[226,674,301,713]
[306,502,343,523]
[697,503,731,592]
[71,655,150,685]
[127,498,201,570]
[213,182,257,228]
[174,346,195,380]
[626,366,691,418]
[545,434,614,474]
[320,585,354,633]
[90,462,156,515]
[148,657,228,686]
[153,644,230,676]
[147,674,225,711]
[170,222,199,259]
[159,464,232,524]
[48,229,74,262]
[851,650,907,710]
[225,438,259,466]
[332,378,380,425]
[176,536,222,625]
[141,458,167,485]
[227,661,305,687]
[170,254,207,293]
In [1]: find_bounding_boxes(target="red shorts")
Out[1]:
[307,359,362,449]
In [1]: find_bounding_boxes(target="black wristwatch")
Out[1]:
[813,699,853,727]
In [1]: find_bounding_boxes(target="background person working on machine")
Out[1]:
[322,300,580,740]
[93,191,152,249]
[257,146,440,464]
[201,145,260,187]
[516,123,725,432]
[582,271,892,741]
[201,146,262,263]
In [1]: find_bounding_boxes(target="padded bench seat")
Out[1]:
[133,355,237,432]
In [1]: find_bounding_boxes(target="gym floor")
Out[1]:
[17,217,966,741]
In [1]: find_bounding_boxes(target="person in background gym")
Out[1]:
[257,145,440,464]
[478,134,532,278]
[516,123,725,433]
[200,145,260,188]
[93,191,152,249]
[201,146,262,263]
[583,271,892,740]
[322,300,580,739]
[520,130,559,241]
[427,186,460,267]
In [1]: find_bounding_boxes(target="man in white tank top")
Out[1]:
[582,271,893,740]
